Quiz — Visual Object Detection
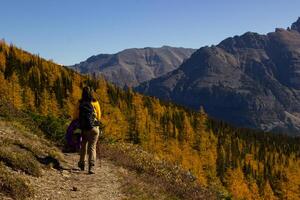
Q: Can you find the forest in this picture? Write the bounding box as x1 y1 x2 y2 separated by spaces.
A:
0 40 299 199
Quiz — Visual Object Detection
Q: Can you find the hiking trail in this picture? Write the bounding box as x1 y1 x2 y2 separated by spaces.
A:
29 153 127 200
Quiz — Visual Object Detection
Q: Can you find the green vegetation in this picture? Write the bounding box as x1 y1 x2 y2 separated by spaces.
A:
29 113 68 145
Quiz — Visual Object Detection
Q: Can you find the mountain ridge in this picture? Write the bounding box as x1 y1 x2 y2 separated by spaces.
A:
70 46 196 87
136 18 300 135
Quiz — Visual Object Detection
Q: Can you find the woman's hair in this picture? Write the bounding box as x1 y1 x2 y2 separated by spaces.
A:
80 86 95 102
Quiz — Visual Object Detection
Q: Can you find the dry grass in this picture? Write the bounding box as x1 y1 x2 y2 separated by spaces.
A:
120 172 180 200
0 120 64 199
0 144 41 177
0 162 34 200
98 142 217 200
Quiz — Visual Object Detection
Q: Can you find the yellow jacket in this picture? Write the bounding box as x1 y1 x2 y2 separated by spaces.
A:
73 100 101 121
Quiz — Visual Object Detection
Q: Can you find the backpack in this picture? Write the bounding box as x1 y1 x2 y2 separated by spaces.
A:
79 101 97 130
65 119 82 152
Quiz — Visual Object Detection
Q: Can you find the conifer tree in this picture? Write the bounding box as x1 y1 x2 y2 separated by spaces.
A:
9 72 22 109
0 52 5 72
22 86 35 111
224 168 251 199
263 181 276 200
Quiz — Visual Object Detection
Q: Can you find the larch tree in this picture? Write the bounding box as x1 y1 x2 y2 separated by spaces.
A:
0 73 9 102
249 180 262 200
22 86 35 111
0 52 6 72
9 72 23 109
224 168 252 199
262 180 277 200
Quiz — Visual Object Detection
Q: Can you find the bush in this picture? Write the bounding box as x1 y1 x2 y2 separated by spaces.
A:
30 114 68 145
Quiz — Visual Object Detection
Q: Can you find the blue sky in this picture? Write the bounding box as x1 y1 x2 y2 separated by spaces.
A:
0 0 299 65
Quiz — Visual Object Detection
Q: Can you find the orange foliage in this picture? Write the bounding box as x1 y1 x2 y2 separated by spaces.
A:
225 168 252 199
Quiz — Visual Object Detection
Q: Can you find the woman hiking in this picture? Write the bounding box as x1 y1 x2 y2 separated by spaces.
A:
73 86 101 174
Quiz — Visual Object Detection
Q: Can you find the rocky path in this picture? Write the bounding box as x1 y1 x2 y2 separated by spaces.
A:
29 153 126 200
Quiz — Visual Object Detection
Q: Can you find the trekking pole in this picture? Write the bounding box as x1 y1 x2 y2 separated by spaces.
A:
98 132 101 167
99 140 101 167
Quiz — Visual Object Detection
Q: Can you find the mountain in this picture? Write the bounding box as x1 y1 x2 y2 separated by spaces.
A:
70 46 196 87
137 18 300 136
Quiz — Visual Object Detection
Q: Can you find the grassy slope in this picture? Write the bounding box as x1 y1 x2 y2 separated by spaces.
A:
99 142 216 200
0 122 64 199
0 100 64 199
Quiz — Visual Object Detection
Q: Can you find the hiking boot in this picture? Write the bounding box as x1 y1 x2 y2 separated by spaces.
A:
88 164 95 174
78 161 85 171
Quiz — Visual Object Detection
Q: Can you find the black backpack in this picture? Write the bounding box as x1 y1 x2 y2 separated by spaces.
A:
79 101 96 130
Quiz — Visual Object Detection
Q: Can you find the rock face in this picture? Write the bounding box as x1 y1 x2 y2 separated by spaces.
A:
137 18 300 135
291 17 300 32
70 46 195 87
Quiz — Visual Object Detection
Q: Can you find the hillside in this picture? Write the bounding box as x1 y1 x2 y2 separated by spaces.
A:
0 111 209 200
0 41 300 199
70 46 195 87
137 18 300 136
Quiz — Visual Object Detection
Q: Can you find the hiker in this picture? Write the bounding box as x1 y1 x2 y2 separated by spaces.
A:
73 86 101 174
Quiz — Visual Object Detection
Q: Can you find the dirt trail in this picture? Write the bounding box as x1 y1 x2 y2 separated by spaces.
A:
29 153 126 200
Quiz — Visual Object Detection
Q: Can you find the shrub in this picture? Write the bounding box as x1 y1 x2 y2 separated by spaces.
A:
30 114 68 144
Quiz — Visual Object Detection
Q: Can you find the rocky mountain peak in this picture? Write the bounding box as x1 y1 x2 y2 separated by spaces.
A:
291 17 300 32
136 18 300 135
